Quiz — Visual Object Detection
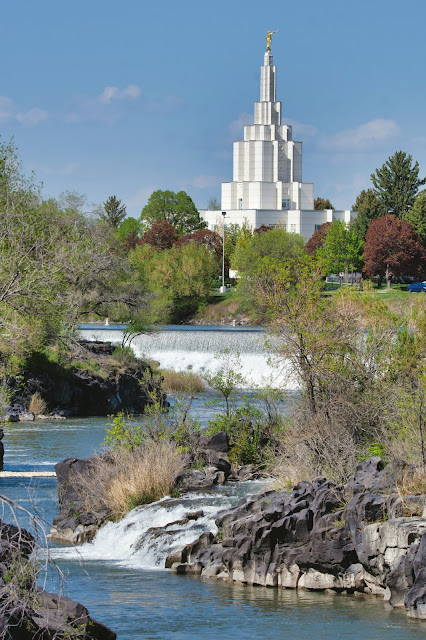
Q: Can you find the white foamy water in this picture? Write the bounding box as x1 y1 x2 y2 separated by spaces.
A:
51 493 231 569
78 327 298 389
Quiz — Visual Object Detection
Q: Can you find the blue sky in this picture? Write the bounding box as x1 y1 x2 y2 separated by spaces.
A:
2 0 426 217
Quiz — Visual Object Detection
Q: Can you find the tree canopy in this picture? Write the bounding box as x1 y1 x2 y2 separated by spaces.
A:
141 190 207 235
140 220 178 250
352 189 386 243
0 139 148 372
363 215 426 288
130 242 217 322
314 197 334 210
371 151 426 218
176 228 222 262
305 222 331 256
316 220 363 280
231 228 306 314
404 190 426 240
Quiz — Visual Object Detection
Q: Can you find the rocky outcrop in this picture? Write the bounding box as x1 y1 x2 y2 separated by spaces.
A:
0 520 116 639
50 431 235 545
49 457 112 545
168 458 426 619
8 341 166 418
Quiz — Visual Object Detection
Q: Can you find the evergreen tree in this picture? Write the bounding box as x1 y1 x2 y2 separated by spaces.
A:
100 195 127 227
404 190 426 240
352 189 386 242
370 151 426 218
314 197 334 210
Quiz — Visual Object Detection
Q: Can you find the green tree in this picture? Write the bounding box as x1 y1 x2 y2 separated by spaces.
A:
141 190 207 235
0 139 149 372
371 151 426 218
98 195 127 227
205 350 245 416
316 220 363 281
352 189 386 243
404 190 426 240
117 216 143 250
232 228 306 314
130 242 217 322
314 197 334 210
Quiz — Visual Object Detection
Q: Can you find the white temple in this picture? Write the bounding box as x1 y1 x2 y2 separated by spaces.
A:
199 49 355 239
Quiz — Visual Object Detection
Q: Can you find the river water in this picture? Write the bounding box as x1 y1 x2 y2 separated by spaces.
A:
2 401 425 639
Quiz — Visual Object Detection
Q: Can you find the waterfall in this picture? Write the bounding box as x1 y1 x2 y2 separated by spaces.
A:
50 483 270 569
78 325 298 389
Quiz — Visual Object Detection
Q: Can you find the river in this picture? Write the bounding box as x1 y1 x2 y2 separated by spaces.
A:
2 400 425 639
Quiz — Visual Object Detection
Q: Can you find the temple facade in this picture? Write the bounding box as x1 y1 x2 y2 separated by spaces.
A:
199 51 355 239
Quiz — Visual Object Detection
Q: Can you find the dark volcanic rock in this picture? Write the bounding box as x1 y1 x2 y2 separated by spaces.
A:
49 457 112 545
8 341 166 417
0 520 116 639
169 459 426 619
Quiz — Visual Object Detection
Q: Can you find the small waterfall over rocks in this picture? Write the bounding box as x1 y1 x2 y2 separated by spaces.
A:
78 325 298 389
50 483 270 570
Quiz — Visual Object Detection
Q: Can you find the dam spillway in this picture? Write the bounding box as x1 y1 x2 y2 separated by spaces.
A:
78 325 297 389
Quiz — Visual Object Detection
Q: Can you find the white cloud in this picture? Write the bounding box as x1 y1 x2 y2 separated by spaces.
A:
0 96 14 121
320 119 400 151
16 107 48 126
0 97 48 126
98 84 141 104
229 112 252 138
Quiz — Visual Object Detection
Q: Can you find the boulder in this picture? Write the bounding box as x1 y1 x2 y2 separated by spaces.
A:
0 519 116 639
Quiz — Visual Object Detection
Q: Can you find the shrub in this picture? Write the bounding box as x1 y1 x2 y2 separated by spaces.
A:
112 345 138 365
28 392 47 416
73 440 184 518
160 369 206 393
207 405 276 466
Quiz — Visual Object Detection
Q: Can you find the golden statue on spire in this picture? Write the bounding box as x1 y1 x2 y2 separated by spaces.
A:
266 30 278 52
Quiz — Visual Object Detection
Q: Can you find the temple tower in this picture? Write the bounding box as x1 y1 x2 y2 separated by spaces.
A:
221 52 314 212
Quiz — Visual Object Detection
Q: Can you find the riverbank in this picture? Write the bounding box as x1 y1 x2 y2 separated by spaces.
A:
169 457 426 620
5 340 165 420
3 415 424 638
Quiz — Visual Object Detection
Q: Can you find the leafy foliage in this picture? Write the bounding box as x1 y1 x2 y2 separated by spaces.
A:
141 189 206 235
305 222 331 256
140 219 178 250
316 220 363 279
204 350 245 416
363 215 426 287
130 241 218 322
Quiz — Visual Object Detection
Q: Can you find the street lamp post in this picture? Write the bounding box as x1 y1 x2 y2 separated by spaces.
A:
220 211 226 293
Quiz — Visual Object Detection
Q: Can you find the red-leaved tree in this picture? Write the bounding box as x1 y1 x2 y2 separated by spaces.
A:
363 215 426 288
139 220 178 250
305 222 332 256
176 228 223 262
